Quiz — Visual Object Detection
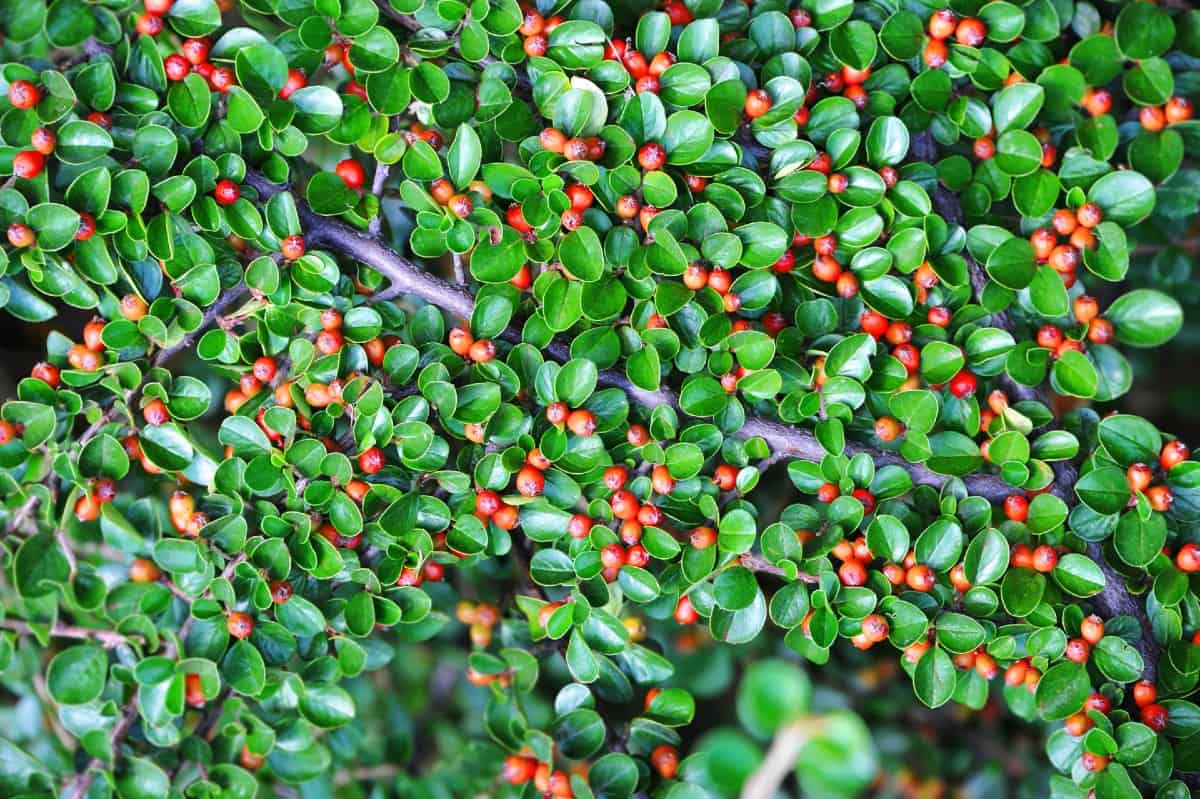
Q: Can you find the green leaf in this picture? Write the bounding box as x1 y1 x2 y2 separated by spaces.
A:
1053 553 1105 597
299 683 356 728
1104 289 1183 348
447 124 481 189
1087 171 1156 226
913 647 956 708
559 227 604 283
1035 662 1090 720
47 645 107 705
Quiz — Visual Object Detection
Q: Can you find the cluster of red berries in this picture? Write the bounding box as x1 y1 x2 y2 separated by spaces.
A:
1028 202 1104 296
1139 97 1193 131
60 317 106 374
238 318 394 424
448 326 496 363
559 183 595 231
515 446 554 498
923 10 987 68
399 121 444 149
457 600 502 651
505 206 539 250
224 354 280 415
547 401 598 438
71 476 118 522
842 543 937 593
6 97 104 245
1123 441 1187 514
805 608 885 652
1000 656 1043 692
538 127 607 163
516 5 566 58
501 753 582 797
948 645 1000 679
612 192 659 230
167 490 208 537
396 554 444 588
316 517 364 551
800 61 874 117
776 232 859 298
1008 538 1062 575
604 35 681 96
429 177 480 219
858 309 979 400
1031 296 1113 367
161 36 241 94
1133 680 1170 734
475 487 520 533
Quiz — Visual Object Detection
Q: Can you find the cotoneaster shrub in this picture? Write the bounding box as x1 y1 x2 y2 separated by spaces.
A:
2 0 1200 796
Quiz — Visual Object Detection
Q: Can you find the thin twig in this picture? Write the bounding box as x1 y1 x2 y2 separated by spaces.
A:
740 553 817 583
0 618 140 649
33 671 75 751
367 120 395 237
740 718 822 799
67 701 138 799
153 284 251 367
2 494 41 537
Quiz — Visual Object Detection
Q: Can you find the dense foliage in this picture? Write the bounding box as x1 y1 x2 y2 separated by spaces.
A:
2 0 1200 795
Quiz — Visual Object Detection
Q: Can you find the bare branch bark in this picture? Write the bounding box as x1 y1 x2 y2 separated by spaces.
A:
153 283 251 367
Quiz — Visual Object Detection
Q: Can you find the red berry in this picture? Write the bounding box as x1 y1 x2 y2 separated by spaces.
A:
1003 494 1029 522
214 179 240 206
637 142 666 171
30 127 56 155
358 446 385 474
226 611 254 640
948 369 977 399
165 54 190 81
135 12 164 36
279 68 307 100
8 80 40 109
209 67 234 93
12 151 44 180
181 38 210 64
335 159 365 189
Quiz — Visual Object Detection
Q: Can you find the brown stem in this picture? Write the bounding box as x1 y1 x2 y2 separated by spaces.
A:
153 284 251 367
2 494 41 537
741 552 818 583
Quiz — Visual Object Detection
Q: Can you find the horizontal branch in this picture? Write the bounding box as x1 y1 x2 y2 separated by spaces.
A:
246 172 1019 501
0 618 140 649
